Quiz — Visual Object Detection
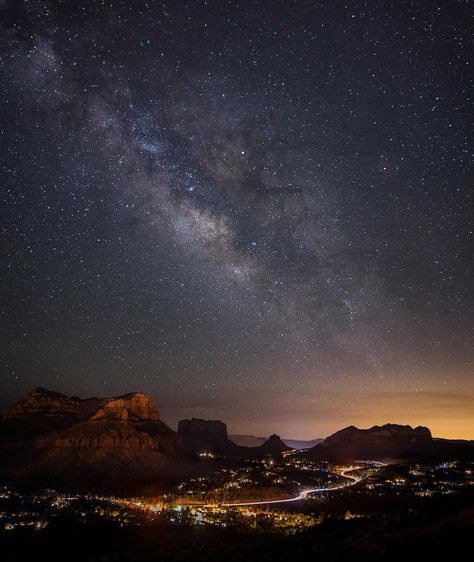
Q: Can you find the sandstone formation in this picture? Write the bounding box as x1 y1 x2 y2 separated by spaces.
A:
2 388 177 454
91 392 160 422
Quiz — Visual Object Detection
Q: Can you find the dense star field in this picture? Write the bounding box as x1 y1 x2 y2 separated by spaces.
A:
0 1 472 438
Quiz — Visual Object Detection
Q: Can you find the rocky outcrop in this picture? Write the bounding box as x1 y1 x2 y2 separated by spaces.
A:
259 434 291 455
178 418 230 454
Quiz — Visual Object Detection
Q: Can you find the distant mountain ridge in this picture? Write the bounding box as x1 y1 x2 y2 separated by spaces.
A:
305 423 474 461
230 434 323 449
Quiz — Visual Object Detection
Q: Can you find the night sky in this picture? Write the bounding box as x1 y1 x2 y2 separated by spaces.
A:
1 1 472 439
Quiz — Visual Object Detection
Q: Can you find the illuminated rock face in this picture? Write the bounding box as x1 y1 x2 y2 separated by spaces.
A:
6 389 160 423
91 393 161 422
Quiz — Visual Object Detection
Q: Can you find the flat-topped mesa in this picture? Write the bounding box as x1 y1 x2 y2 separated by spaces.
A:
5 388 79 420
177 418 231 455
91 393 160 422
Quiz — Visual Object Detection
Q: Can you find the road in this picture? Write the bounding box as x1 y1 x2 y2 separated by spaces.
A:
219 466 362 508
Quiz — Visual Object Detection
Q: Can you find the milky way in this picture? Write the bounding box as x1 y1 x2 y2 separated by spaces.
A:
1 1 472 438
